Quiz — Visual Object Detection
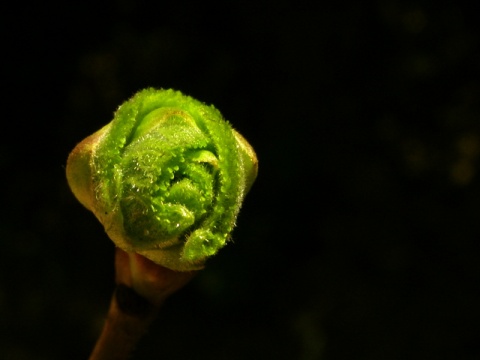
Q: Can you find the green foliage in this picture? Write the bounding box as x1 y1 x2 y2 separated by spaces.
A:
67 89 257 271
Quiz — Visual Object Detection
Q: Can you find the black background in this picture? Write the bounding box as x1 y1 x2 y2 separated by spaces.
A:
1 1 479 359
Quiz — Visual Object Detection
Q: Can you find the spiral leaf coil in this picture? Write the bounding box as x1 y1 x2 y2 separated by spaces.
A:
67 88 257 271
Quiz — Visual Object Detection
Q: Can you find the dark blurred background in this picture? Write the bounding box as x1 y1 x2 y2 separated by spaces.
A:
1 1 479 359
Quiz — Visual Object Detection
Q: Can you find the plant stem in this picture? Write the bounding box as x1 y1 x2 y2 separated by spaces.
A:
88 285 160 360
88 249 197 360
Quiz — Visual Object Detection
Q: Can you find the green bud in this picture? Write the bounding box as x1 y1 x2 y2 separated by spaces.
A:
67 88 258 271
